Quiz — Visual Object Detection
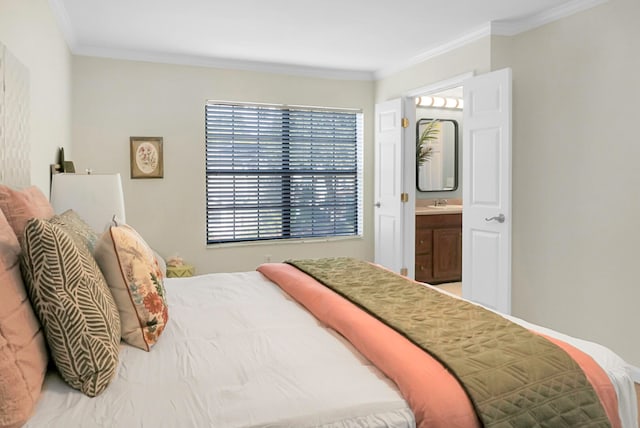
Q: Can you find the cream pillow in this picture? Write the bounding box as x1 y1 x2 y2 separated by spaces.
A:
95 223 168 351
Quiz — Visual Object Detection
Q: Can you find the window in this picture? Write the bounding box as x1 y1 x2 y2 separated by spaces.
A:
205 102 363 244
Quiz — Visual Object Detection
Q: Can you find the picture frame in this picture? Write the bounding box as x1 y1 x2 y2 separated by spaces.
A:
130 137 164 179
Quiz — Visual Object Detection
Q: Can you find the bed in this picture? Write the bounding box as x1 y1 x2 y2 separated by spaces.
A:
24 266 639 428
0 184 637 428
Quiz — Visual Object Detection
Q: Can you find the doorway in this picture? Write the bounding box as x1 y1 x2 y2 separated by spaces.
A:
401 69 513 314
414 87 464 293
403 72 473 282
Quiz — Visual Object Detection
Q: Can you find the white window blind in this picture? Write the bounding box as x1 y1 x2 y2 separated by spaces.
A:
205 102 363 244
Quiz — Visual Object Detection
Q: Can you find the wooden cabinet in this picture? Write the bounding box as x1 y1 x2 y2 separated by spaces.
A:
415 213 462 284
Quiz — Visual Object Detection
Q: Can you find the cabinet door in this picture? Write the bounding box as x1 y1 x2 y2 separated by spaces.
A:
415 255 433 283
433 228 462 282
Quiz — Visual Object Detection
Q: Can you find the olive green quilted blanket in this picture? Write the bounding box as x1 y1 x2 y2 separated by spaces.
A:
288 257 610 428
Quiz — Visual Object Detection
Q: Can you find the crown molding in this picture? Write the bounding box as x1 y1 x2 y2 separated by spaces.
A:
48 0 77 51
72 45 375 81
374 0 608 79
492 0 608 36
374 24 491 80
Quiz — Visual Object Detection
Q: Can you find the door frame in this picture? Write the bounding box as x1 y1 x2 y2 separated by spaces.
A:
402 72 474 280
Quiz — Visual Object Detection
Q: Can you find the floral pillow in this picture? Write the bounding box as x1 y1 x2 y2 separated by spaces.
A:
94 222 168 351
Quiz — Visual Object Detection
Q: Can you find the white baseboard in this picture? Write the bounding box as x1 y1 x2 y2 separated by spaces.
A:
629 365 640 383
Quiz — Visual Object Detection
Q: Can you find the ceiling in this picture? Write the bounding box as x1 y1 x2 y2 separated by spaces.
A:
51 0 603 79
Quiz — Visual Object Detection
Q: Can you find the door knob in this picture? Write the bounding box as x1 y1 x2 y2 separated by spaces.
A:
375 202 381 208
485 213 505 223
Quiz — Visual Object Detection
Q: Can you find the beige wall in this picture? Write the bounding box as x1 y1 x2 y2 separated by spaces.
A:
72 57 374 273
0 0 72 192
492 0 640 366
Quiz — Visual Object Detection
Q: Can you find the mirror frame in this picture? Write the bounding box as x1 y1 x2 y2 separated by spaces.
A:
415 118 459 192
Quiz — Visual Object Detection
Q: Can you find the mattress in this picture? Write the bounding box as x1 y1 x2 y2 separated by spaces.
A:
26 271 637 428
26 272 415 428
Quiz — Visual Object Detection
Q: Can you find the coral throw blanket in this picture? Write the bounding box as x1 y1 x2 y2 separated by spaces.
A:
258 258 620 428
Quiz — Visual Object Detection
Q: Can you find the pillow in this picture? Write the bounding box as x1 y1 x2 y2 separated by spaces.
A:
48 209 99 253
0 210 48 428
95 223 168 351
0 185 54 239
20 218 121 397
152 249 167 277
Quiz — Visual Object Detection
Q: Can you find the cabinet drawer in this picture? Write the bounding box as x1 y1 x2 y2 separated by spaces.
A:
415 229 433 254
415 255 433 283
416 213 462 228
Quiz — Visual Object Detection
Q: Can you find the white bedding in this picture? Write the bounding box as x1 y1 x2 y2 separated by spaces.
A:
26 271 637 428
26 272 414 428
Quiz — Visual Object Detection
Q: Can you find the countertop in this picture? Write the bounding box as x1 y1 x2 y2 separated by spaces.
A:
415 205 463 215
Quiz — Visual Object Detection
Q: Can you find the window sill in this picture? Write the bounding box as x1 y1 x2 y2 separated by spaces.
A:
206 235 363 249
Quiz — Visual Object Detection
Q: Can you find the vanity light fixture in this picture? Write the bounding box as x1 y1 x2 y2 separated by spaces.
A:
416 96 464 110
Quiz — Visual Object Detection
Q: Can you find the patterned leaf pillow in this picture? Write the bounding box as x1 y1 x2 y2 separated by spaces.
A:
94 222 168 351
20 218 121 397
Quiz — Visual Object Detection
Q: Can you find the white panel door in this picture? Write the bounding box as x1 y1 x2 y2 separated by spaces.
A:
374 99 403 273
462 68 512 314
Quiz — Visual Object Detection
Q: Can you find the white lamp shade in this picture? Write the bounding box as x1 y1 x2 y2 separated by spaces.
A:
50 173 126 233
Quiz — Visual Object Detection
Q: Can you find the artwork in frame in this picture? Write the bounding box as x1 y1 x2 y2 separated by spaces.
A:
130 137 163 179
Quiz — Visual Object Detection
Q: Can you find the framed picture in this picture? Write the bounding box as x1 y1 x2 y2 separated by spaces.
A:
130 137 164 179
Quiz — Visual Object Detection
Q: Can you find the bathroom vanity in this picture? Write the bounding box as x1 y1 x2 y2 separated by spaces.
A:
415 208 462 284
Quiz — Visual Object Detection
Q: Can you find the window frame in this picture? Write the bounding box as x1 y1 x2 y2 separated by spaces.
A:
205 101 364 246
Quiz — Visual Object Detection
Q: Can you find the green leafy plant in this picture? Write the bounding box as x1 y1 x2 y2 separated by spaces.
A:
416 119 440 166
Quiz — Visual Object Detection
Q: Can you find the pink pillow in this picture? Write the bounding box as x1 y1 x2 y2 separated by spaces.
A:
0 209 48 428
0 185 54 240
95 223 168 351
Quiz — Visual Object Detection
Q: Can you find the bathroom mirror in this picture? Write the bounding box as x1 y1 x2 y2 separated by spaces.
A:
416 118 458 192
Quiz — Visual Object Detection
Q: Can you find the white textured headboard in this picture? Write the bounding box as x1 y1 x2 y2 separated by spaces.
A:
0 42 30 188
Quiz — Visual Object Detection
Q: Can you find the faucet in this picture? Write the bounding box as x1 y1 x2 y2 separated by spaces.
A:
434 199 448 207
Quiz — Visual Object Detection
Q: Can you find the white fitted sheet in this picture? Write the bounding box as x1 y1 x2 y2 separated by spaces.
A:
26 272 414 428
